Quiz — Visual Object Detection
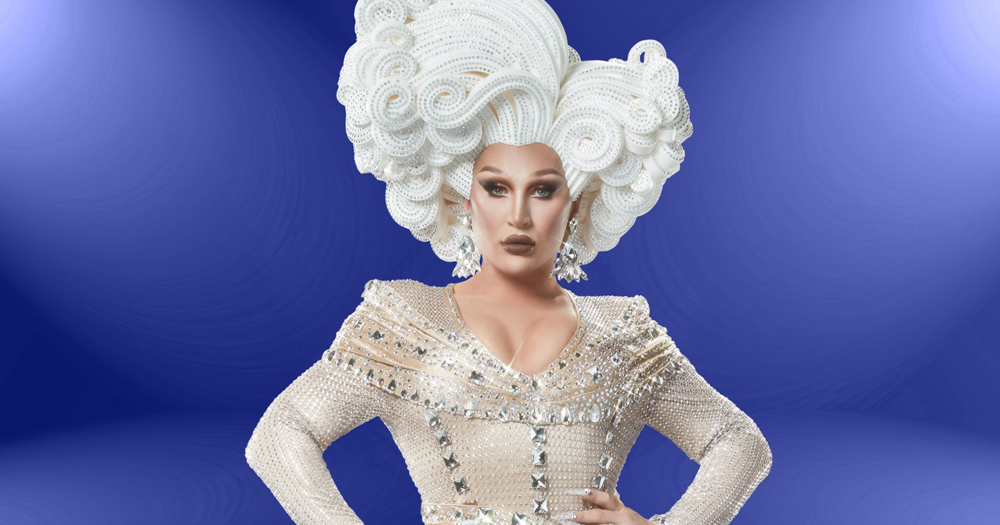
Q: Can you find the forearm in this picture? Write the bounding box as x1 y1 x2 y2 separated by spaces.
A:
649 423 772 525
246 395 369 525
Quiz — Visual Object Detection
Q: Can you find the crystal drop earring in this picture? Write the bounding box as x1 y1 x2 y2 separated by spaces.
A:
452 210 482 278
552 217 588 282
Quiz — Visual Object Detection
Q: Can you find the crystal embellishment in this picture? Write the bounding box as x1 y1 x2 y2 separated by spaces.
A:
476 508 495 523
453 476 469 494
512 512 529 525
592 475 607 490
599 453 612 470
424 410 440 427
531 471 547 489
532 497 548 515
560 405 573 425
442 450 459 469
435 429 451 446
531 448 547 466
589 404 602 423
530 426 546 443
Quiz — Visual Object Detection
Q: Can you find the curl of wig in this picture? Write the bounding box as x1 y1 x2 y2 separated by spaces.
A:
336 0 693 265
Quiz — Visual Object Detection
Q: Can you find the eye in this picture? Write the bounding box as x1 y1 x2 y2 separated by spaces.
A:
532 185 556 198
481 181 509 197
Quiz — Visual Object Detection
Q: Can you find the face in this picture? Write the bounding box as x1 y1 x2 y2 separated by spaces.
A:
464 142 580 279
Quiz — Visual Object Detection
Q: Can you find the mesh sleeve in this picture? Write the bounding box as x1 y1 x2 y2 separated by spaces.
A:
643 331 772 524
245 331 396 523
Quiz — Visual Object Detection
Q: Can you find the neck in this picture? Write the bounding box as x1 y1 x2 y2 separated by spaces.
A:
460 259 565 301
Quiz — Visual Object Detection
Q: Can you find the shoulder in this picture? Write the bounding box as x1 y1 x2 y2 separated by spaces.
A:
574 291 651 333
360 278 442 305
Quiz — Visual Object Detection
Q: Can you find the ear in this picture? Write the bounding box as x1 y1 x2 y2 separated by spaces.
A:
570 195 582 219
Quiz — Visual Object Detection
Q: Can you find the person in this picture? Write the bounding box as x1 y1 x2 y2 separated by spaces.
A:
245 0 772 524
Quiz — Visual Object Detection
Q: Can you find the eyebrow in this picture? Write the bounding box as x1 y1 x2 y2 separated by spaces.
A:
477 166 565 177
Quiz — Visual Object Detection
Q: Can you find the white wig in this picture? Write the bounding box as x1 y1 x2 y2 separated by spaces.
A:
336 0 693 268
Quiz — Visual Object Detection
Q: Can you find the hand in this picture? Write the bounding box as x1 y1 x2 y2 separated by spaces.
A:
556 488 653 525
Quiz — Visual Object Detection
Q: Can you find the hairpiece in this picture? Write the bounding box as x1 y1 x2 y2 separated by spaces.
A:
337 0 693 270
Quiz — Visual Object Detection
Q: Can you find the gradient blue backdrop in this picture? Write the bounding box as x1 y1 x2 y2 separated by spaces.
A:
1 0 999 523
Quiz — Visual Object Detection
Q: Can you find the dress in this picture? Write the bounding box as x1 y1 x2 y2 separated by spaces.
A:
245 279 772 525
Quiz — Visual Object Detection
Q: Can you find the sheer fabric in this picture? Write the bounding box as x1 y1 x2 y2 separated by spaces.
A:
245 279 771 524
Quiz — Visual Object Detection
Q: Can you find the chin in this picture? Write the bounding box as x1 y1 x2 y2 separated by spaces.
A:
488 254 551 277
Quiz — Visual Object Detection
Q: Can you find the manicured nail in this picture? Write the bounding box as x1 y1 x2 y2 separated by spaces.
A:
551 511 576 520
566 487 591 496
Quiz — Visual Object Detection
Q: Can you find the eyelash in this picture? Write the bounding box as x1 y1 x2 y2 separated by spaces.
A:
482 182 557 198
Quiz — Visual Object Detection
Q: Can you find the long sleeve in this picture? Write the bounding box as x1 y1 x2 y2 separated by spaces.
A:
642 325 772 525
245 327 397 524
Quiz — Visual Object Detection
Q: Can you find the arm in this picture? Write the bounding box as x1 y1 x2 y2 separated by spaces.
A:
245 341 394 524
642 329 772 524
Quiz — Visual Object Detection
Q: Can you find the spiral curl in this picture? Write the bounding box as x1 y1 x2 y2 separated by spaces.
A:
336 0 692 266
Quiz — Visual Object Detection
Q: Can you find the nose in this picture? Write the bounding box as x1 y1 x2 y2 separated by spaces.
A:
507 193 532 228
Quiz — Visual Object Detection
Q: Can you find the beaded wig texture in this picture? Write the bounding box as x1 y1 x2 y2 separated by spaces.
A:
336 0 693 268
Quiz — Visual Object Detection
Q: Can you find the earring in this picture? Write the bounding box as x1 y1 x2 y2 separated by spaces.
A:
452 210 482 278
552 217 588 282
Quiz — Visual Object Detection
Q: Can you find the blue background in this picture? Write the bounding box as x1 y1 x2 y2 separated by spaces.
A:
1 0 999 523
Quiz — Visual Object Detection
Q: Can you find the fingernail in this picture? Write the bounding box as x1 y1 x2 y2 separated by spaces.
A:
551 511 576 520
566 487 591 496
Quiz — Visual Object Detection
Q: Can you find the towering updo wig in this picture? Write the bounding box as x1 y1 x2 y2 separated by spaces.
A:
336 0 693 270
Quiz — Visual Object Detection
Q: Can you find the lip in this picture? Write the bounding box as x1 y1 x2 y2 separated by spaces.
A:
501 234 535 246
501 234 535 255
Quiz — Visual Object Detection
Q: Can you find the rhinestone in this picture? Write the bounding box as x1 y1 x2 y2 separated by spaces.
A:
589 404 602 423
370 329 383 341
434 395 446 409
598 453 612 470
366 368 375 381
448 332 458 343
558 360 567 369
464 400 476 418
354 319 366 330
512 512 529 525
435 429 451 446
592 475 607 490
531 405 543 423
442 357 455 370
469 370 485 385
560 405 573 425
531 448 547 466
442 450 459 469
510 383 520 393
587 366 602 382
453 476 469 494
498 403 510 421
477 508 495 523
605 431 615 445
531 471 547 489
532 497 548 515
414 346 427 356
530 426 546 443
346 357 355 369
386 379 396 393
424 410 440 427
612 413 622 428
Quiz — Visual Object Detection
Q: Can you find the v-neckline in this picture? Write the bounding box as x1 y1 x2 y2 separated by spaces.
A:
444 282 585 380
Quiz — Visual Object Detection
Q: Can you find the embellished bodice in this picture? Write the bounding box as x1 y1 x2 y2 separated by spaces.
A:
246 279 772 525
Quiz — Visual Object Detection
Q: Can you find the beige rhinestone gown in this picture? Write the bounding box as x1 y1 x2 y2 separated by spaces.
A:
245 279 772 525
